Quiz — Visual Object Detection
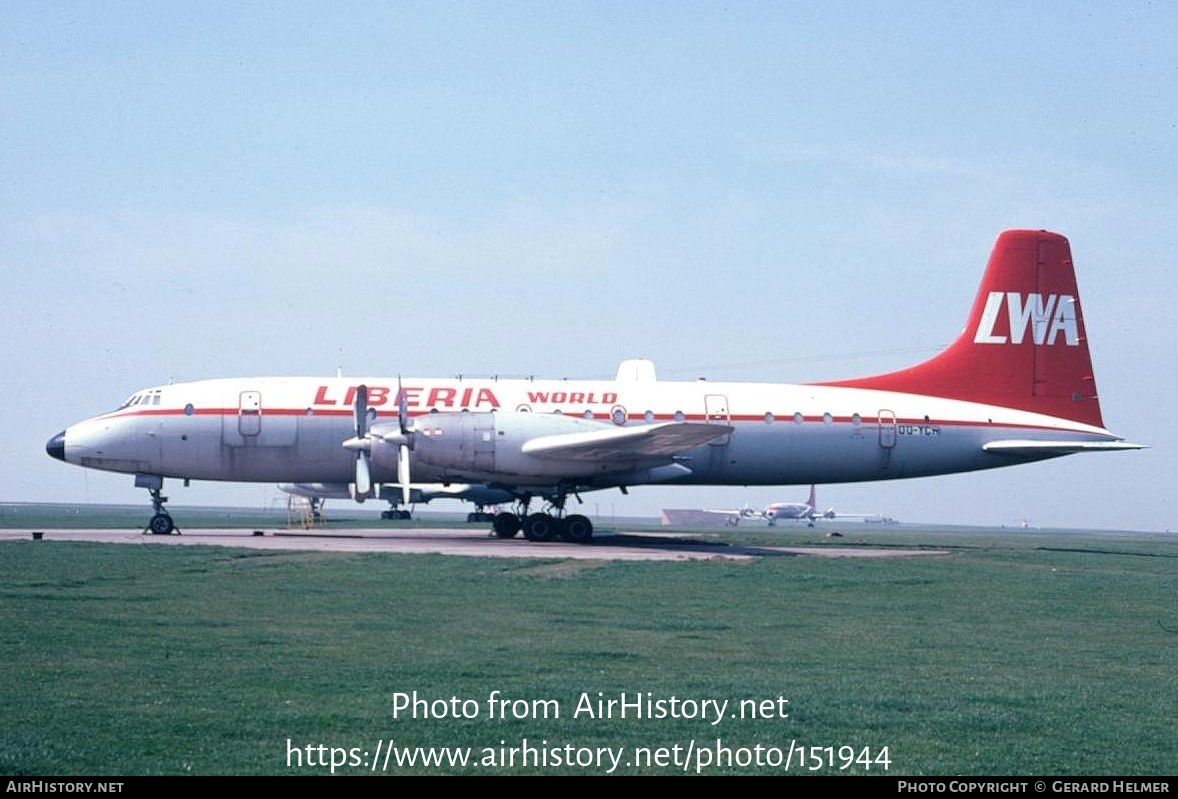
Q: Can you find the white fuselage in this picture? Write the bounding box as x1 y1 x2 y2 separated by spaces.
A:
56 371 1117 492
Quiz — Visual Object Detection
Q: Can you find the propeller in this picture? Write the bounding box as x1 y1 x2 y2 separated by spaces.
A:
342 384 372 500
341 379 414 504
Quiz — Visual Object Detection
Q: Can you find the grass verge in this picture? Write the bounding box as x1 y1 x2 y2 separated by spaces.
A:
1 528 1175 775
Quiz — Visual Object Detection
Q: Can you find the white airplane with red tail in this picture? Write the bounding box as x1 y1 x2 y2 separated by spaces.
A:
753 485 870 527
47 230 1143 541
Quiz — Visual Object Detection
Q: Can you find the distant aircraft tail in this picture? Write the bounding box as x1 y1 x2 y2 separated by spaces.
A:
817 230 1106 429
805 484 816 513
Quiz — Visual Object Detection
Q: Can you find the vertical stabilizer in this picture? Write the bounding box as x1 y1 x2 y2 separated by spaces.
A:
816 230 1105 429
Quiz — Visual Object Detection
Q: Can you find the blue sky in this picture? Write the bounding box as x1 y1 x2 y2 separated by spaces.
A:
4 2 1175 530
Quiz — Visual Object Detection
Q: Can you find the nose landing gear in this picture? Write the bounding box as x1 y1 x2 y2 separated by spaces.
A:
136 475 181 535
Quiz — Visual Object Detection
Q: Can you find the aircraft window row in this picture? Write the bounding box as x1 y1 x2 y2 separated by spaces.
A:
502 409 872 425
773 412 869 426
328 407 876 425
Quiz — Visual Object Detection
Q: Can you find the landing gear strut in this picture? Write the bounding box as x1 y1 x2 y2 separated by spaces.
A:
144 487 179 535
135 474 180 535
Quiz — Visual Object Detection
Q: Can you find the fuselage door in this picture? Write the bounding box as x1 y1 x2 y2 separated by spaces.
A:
239 391 262 437
471 413 496 472
878 409 897 449
704 394 731 446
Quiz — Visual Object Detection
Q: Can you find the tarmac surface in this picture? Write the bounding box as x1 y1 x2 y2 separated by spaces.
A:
0 527 948 561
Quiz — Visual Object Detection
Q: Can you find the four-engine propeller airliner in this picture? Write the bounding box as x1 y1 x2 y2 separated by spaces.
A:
46 230 1142 542
752 485 866 526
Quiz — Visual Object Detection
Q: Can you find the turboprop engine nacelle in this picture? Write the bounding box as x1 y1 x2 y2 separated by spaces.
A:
368 411 652 485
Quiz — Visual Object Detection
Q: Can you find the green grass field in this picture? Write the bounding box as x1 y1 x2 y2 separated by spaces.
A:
1 515 1175 775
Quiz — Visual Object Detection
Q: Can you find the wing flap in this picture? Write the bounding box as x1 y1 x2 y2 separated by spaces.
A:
521 421 732 461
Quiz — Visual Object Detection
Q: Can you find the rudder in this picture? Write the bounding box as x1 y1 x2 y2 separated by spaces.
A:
816 230 1105 429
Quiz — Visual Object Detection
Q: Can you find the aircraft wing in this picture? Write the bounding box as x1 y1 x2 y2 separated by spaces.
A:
983 440 1146 456
520 421 733 461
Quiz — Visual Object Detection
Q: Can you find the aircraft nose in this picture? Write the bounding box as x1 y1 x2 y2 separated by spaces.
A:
46 431 66 461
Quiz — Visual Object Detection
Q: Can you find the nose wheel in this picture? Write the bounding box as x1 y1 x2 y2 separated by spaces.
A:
142 486 181 536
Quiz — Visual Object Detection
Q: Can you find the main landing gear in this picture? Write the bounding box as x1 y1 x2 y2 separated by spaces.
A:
136 475 180 536
490 496 594 543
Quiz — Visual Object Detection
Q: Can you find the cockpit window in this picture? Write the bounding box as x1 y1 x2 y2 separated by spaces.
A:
116 390 162 411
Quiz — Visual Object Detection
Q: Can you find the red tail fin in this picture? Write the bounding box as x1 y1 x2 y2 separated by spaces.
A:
817 230 1105 428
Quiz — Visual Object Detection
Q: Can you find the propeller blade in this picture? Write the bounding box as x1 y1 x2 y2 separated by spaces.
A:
354 384 369 438
351 384 371 500
393 376 414 505
398 443 411 505
397 376 409 434
355 450 372 499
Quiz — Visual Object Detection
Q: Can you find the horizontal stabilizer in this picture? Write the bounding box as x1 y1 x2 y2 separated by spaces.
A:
983 440 1147 456
521 421 732 461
